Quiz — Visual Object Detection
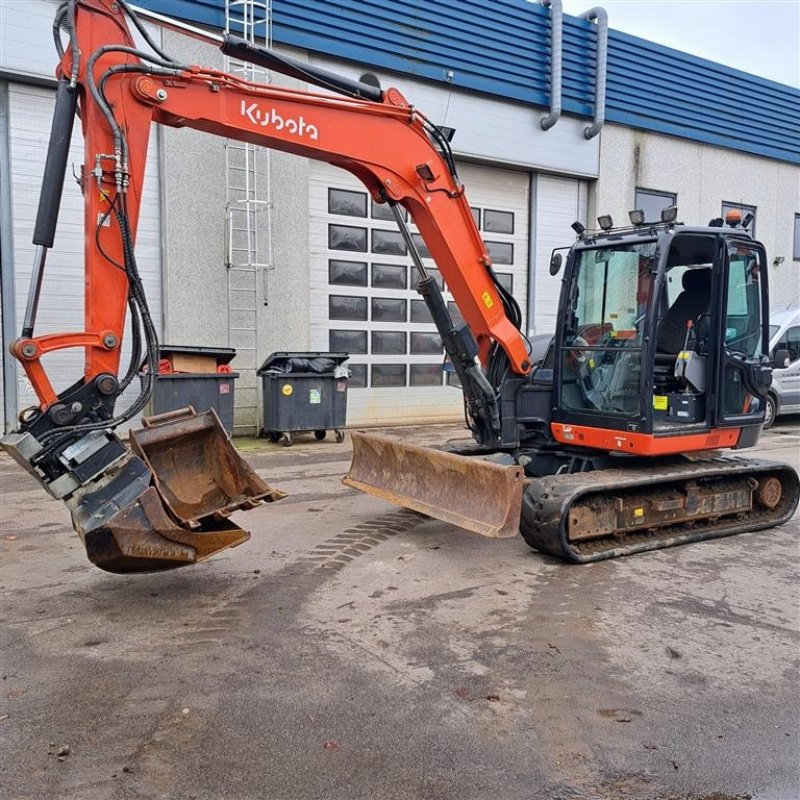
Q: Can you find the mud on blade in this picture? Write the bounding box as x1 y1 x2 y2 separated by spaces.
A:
344 431 524 538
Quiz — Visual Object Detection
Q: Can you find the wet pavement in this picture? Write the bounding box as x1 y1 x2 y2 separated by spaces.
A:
1 419 798 800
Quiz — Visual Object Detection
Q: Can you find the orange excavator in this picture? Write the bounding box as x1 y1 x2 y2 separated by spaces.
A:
2 0 797 572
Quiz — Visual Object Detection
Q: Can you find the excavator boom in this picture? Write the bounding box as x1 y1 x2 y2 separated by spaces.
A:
2 0 531 571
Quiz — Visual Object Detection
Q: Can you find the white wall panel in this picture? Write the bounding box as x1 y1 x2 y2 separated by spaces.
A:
309 53 600 179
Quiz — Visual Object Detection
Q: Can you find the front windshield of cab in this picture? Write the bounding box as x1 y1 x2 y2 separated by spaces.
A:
567 241 657 348
559 241 657 418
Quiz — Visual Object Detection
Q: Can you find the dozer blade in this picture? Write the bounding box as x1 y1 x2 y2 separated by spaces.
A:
343 431 524 538
69 407 285 573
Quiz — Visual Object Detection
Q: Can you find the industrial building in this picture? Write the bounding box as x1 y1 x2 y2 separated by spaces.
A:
2 0 798 434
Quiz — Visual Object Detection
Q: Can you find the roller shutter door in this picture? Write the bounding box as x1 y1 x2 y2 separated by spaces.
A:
308 161 529 426
4 83 161 428
530 174 589 336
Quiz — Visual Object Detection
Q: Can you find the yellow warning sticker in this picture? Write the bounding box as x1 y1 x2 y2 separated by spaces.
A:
653 395 668 410
281 384 293 397
481 291 494 309
633 507 644 518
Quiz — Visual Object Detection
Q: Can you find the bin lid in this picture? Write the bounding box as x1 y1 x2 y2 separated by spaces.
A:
160 344 236 364
139 344 237 370
257 351 349 375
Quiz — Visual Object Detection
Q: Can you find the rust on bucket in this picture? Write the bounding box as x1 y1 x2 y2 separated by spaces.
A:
72 406 285 573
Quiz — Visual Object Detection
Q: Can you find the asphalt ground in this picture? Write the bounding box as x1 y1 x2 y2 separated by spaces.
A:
1 417 798 800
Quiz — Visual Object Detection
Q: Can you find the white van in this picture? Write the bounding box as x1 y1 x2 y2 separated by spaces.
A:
765 305 800 428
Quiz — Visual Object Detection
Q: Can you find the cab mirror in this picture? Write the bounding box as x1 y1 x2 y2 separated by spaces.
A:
549 252 563 276
773 348 791 369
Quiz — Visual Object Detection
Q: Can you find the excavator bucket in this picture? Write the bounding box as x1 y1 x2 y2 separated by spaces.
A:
343 431 525 538
70 407 285 573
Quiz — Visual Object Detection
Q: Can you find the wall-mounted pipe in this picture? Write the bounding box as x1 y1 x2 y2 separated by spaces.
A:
539 0 562 130
579 6 608 139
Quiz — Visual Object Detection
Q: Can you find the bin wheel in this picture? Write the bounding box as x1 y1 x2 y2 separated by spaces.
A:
266 430 280 443
314 429 327 441
334 429 345 444
282 433 293 447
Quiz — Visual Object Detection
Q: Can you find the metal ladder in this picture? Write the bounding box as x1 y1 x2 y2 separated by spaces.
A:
224 0 273 435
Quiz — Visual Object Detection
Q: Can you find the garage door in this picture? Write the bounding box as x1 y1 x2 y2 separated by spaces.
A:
3 82 161 429
308 161 529 426
530 174 589 336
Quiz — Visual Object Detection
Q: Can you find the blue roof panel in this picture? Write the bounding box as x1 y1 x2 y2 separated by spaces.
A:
135 0 800 164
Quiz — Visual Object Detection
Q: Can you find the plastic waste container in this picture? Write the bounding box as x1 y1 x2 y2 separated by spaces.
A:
257 351 349 446
141 345 238 434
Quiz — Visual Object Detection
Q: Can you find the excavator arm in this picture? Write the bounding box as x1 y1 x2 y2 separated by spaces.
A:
1 0 531 572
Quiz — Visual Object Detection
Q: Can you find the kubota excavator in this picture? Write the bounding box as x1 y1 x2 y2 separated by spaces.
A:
2 0 797 573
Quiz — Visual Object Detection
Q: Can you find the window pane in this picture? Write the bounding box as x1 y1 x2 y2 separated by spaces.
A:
722 202 756 237
348 363 367 388
371 200 406 222
411 266 443 289
371 263 407 289
371 229 407 255
328 188 367 217
371 297 406 322
484 209 514 234
794 214 800 260
411 233 431 259
486 240 513 265
724 245 763 358
410 332 442 354
410 364 444 386
411 299 433 323
329 225 367 252
471 207 481 228
372 364 406 387
329 295 368 321
447 301 465 326
634 188 676 223
328 259 367 286
372 331 406 355
329 329 367 354
495 273 513 293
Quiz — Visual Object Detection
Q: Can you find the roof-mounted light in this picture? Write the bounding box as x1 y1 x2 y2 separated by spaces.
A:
571 220 586 237
661 205 678 223
597 215 613 230
628 209 645 226
725 208 743 227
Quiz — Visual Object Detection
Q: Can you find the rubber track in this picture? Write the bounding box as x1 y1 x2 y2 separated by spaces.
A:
519 456 800 563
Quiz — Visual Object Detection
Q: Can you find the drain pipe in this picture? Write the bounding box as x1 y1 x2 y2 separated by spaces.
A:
580 6 608 139
539 0 563 130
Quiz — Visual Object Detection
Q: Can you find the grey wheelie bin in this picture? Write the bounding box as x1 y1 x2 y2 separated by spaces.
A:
257 352 349 446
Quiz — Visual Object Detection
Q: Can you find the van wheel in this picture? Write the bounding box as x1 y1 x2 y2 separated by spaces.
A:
763 393 778 430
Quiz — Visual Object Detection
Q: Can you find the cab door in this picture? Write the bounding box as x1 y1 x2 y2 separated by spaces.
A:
715 239 771 427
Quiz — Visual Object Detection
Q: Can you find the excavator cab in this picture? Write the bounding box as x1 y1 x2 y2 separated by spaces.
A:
552 225 772 451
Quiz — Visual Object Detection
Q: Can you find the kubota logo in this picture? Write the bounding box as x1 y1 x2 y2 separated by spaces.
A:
241 101 319 140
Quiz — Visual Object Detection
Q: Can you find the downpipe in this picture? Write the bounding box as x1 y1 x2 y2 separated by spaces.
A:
539 0 563 130
580 7 608 139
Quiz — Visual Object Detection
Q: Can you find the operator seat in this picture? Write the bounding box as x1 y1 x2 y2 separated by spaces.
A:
656 268 712 355
654 268 712 389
